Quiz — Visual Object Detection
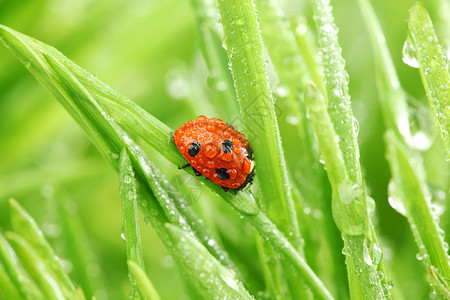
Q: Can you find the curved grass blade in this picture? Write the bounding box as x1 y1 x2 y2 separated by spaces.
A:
5 232 65 300
165 223 254 300
356 0 411 142
407 4 450 160
385 130 450 295
0 234 45 300
9 199 75 297
127 260 161 300
0 259 21 300
312 0 388 297
304 83 385 299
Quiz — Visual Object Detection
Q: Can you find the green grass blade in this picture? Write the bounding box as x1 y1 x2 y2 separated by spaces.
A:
9 199 75 297
55 191 101 299
0 235 44 300
165 223 254 300
5 232 65 300
357 0 411 141
119 149 145 300
247 210 333 300
189 0 239 119
0 26 121 169
0 261 21 300
217 0 300 246
313 0 361 184
304 83 385 299
385 130 450 295
407 4 450 159
127 260 161 300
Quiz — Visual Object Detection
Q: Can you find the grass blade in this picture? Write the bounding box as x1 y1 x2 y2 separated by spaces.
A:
119 149 145 299
0 234 44 300
304 83 385 299
407 4 450 159
357 0 411 141
217 0 300 247
189 0 239 119
312 0 388 297
385 130 450 295
0 258 21 299
217 0 304 297
127 260 161 300
9 199 75 297
5 232 65 300
165 223 254 300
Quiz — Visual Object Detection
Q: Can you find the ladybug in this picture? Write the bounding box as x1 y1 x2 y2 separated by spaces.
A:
173 116 255 193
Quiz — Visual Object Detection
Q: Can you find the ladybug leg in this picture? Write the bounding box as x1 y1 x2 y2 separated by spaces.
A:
192 167 202 176
221 186 229 192
178 163 190 169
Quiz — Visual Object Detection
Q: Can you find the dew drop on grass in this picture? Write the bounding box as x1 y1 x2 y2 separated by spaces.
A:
404 96 435 151
352 116 360 137
363 240 373 266
402 38 419 68
366 196 376 213
387 180 406 216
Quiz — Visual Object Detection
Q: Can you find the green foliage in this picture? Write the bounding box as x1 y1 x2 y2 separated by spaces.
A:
0 0 449 299
0 200 86 300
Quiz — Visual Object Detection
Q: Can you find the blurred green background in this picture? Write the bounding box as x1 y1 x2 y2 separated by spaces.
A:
0 0 448 299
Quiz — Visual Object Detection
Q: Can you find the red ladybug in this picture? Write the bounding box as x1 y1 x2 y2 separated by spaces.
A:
173 116 255 192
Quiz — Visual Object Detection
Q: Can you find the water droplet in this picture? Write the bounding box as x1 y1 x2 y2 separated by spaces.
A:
352 116 360 137
120 232 126 241
402 39 419 68
387 180 406 215
366 196 376 213
406 96 434 150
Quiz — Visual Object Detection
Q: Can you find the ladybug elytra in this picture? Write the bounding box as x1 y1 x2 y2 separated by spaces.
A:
173 116 255 192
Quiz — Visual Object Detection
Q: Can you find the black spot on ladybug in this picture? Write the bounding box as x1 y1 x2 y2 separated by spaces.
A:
188 141 201 157
192 167 202 176
215 168 230 180
222 139 233 153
